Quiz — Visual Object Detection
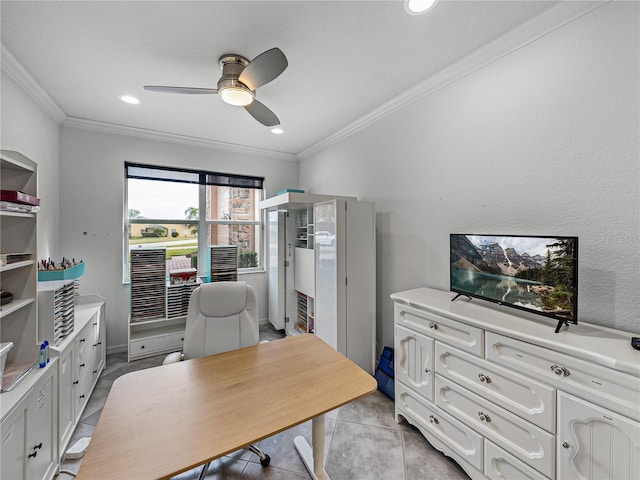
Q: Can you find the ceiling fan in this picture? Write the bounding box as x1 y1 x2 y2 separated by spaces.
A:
144 47 288 127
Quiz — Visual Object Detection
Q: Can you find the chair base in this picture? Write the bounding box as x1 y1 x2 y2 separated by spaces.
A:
198 445 270 479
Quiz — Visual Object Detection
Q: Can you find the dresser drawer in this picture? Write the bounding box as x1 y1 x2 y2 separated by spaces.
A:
396 325 434 401
435 375 555 478
486 332 640 420
395 303 483 357
436 342 555 432
129 332 184 357
396 382 483 470
485 440 550 480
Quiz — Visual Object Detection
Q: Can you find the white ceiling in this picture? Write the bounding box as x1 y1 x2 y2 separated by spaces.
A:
1 0 558 156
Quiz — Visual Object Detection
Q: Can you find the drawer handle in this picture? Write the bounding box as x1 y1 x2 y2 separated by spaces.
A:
93 370 98 374
28 451 38 459
428 415 439 425
93 322 98 326
93 342 102 347
73 380 79 385
428 322 438 330
478 411 491 423
80 338 86 343
79 363 86 368
33 442 43 451
424 368 430 373
550 365 570 377
562 441 571 449
79 394 85 399
478 374 492 384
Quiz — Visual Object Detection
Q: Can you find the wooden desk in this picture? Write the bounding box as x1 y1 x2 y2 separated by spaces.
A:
77 334 377 480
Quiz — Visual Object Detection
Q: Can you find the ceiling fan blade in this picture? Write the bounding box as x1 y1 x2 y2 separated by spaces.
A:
244 100 280 127
238 48 288 91
144 86 218 94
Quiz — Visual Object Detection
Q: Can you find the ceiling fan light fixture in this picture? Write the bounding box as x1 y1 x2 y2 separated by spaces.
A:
405 0 438 15
220 85 254 107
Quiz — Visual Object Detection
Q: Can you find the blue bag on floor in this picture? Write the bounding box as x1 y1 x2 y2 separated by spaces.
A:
374 346 394 399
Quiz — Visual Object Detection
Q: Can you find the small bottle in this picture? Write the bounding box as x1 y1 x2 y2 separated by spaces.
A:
39 343 46 368
44 340 50 363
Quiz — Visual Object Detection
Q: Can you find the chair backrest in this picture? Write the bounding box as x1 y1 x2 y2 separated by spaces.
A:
182 281 259 360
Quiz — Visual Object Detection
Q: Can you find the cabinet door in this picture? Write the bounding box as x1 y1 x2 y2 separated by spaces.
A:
57 346 75 457
267 210 286 330
1 405 26 480
26 369 57 480
396 325 434 401
314 200 343 354
558 391 640 480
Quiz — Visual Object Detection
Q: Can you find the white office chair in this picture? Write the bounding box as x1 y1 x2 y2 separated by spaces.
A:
163 281 271 477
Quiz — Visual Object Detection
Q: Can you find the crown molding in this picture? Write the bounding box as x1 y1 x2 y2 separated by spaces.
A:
1 44 66 124
298 0 609 159
62 117 298 162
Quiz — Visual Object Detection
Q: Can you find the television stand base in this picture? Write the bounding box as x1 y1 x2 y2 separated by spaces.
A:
555 319 570 334
451 293 472 302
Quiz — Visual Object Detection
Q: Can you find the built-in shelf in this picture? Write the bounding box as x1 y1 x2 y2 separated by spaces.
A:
0 298 35 319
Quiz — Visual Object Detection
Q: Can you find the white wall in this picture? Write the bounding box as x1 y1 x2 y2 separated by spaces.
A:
1 71 61 257
299 2 640 351
60 126 297 352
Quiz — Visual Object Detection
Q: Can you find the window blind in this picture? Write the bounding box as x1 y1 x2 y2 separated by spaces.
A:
126 163 264 189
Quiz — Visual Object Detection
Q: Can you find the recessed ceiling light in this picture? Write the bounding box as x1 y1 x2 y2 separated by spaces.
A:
271 128 284 135
120 95 141 105
405 0 438 15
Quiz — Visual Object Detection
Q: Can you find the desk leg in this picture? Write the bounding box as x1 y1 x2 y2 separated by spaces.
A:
294 415 330 480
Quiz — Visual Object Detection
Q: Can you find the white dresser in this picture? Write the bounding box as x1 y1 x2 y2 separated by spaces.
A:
392 287 640 480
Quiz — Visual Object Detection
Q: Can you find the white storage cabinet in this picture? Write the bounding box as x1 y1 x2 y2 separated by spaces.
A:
392 287 640 480
1 361 58 480
52 295 105 461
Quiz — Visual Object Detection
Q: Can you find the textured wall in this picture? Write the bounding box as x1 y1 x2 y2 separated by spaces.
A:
299 2 640 351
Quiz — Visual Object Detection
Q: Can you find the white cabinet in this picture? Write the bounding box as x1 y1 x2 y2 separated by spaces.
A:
392 287 640 480
1 361 58 480
50 295 105 461
314 199 375 373
262 193 376 374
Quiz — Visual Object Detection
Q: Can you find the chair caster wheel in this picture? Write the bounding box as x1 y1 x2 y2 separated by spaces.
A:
260 454 271 467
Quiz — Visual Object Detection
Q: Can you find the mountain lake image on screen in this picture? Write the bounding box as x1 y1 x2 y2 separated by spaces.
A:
450 234 578 331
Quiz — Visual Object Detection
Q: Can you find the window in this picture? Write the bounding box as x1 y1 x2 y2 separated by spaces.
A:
124 163 264 282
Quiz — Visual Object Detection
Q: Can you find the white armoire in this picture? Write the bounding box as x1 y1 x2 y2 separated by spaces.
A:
261 193 376 374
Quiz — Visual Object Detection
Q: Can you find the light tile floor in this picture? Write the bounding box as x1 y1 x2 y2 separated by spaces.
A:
58 324 470 480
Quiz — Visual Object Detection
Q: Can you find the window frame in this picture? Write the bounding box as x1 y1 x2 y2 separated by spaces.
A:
123 163 265 283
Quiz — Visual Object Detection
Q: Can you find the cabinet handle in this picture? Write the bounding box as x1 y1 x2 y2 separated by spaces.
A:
80 338 86 343
428 415 439 425
562 441 571 449
93 322 98 326
550 364 570 377
28 451 38 458
478 411 491 423
428 322 438 330
141 345 145 349
93 342 102 347
79 394 85 399
478 373 492 384
73 380 79 385
424 368 430 373
93 370 98 374
79 363 85 368
33 442 43 450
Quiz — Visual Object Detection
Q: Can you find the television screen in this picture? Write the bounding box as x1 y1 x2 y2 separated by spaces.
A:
450 234 578 329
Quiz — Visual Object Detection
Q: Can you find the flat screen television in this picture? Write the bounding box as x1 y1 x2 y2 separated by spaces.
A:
450 234 578 333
